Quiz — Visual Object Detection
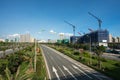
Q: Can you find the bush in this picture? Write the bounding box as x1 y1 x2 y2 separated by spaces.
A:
7 54 24 74
79 56 84 60
92 63 97 67
83 51 90 57
114 62 120 67
73 51 80 55
101 58 108 62
64 50 71 54
92 56 97 59
0 60 8 75
58 48 64 53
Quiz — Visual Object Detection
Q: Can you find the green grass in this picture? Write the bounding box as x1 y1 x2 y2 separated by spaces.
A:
48 44 120 80
32 49 47 80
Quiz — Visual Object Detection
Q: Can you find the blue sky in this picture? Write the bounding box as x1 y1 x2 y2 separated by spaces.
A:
0 0 120 40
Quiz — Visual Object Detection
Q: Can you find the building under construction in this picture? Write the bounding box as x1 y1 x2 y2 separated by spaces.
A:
69 12 109 47
71 29 109 47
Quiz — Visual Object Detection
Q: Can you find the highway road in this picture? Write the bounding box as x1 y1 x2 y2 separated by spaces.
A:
41 45 112 80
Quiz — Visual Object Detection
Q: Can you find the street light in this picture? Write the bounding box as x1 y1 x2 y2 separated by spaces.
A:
34 39 37 72
88 28 93 64
86 35 92 64
89 36 92 64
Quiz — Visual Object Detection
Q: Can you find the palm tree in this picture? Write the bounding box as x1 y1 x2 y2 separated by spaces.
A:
0 75 4 80
4 62 34 80
95 45 105 69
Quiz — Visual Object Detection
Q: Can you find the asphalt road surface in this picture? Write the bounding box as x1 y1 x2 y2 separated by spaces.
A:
41 45 112 80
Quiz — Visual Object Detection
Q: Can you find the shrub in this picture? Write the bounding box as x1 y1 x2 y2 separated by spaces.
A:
79 56 84 60
83 51 90 57
114 62 120 67
73 51 80 55
58 48 64 53
7 54 24 74
92 56 97 59
92 63 97 67
0 60 8 75
101 58 107 62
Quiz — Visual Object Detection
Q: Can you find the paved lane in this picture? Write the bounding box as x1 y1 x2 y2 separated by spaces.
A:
41 45 112 80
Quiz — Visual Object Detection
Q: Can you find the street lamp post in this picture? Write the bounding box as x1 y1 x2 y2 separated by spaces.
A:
34 39 37 72
86 35 92 64
89 36 92 64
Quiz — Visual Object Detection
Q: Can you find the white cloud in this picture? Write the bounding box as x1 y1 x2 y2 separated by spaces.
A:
65 33 73 37
59 32 73 37
59 33 65 36
50 30 56 34
8 34 20 38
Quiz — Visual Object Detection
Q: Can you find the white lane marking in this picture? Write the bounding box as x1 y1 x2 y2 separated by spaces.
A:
72 65 92 79
53 67 60 80
58 66 67 79
76 64 104 80
77 64 95 72
63 66 78 80
93 74 108 79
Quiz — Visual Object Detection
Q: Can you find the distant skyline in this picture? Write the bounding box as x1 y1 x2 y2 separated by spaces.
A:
0 0 120 40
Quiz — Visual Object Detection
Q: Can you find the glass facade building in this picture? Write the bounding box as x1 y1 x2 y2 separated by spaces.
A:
71 29 109 46
70 36 80 44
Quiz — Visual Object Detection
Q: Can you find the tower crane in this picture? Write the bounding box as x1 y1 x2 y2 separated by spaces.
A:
88 28 94 32
64 20 76 36
88 12 102 30
78 32 82 35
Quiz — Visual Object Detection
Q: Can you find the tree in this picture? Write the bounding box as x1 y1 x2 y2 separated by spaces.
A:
95 45 105 69
0 62 34 80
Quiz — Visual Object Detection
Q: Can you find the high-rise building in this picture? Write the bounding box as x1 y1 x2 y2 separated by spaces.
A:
114 37 119 43
25 33 31 42
20 35 25 42
118 37 120 43
20 33 33 42
30 37 35 42
109 34 113 42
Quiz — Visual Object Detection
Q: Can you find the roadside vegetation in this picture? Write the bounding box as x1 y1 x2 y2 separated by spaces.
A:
32 44 47 80
47 43 120 80
0 42 47 80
